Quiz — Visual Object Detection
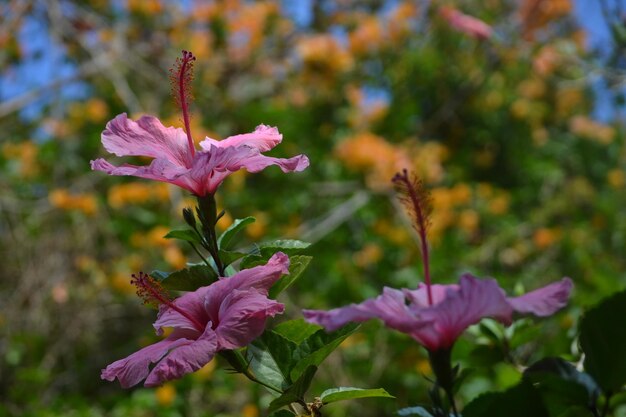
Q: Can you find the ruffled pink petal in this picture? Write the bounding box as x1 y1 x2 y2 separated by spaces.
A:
403 283 458 308
414 275 513 350
204 252 290 324
188 146 249 195
507 277 573 316
303 287 425 334
236 153 310 174
199 124 283 152
101 114 192 167
90 157 204 195
144 325 218 387
215 289 285 350
154 287 211 335
101 329 196 388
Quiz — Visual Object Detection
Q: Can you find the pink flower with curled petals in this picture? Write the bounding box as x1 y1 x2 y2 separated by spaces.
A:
91 114 309 196
304 170 573 352
101 252 290 388
439 6 493 40
91 51 308 196
304 275 572 352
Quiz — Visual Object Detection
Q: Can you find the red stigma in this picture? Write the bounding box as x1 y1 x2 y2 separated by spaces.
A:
130 271 205 333
169 50 197 160
392 169 434 305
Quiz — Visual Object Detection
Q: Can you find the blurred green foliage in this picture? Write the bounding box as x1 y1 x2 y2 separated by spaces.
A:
1 0 625 416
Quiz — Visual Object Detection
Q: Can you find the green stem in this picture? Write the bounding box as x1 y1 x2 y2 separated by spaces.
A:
196 194 226 276
187 242 211 267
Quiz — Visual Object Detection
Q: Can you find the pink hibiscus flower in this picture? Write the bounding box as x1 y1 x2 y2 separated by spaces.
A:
101 252 289 388
303 170 572 352
439 6 493 40
303 274 572 352
90 114 309 196
91 51 308 196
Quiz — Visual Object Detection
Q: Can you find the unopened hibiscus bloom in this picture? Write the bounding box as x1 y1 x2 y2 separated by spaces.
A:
303 170 572 353
102 252 289 388
439 6 493 40
91 51 309 196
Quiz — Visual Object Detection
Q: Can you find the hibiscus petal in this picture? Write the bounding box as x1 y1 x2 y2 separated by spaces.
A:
303 287 424 333
415 275 513 350
154 286 211 335
204 252 290 323
199 124 283 152
91 157 204 195
215 289 285 349
403 283 458 308
101 114 192 167
507 277 573 316
144 325 218 387
236 153 310 174
100 329 196 388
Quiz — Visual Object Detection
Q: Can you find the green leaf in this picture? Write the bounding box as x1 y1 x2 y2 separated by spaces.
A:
319 387 394 404
397 407 435 416
246 331 298 391
290 323 359 382
579 289 626 392
150 264 218 291
217 217 255 251
525 357 600 405
259 239 311 257
269 255 312 298
273 319 322 345
218 249 247 267
463 381 549 417
163 229 202 244
268 366 318 412
239 254 265 270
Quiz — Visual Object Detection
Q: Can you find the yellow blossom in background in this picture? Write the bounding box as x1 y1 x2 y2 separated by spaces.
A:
2 141 39 178
533 227 562 249
353 243 383 268
388 1 418 42
373 219 411 246
49 189 98 216
246 212 268 240
107 182 170 209
335 132 401 181
569 115 615 144
297 34 353 75
533 45 562 77
555 87 584 119
488 194 510 215
164 245 187 270
607 169 625 189
241 404 259 417
518 78 546 99
416 357 432 376
192 360 216 381
146 226 171 248
411 142 448 184
154 383 176 407
458 209 480 235
340 333 366 350
127 0 162 15
226 2 278 62
110 271 135 295
349 16 384 55
85 98 109 123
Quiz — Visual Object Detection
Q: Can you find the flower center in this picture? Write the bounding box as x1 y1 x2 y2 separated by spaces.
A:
169 49 197 160
131 272 205 333
392 169 434 306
